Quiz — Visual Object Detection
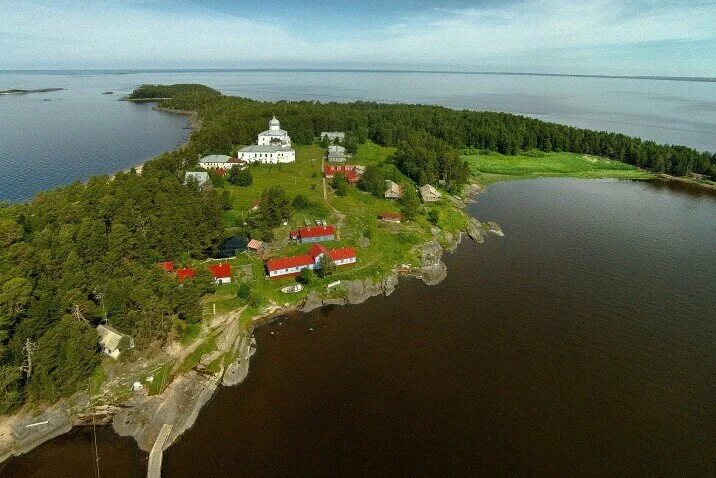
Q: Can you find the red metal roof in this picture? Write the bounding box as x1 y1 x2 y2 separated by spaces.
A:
208 263 232 279
328 247 356 261
160 261 174 272
176 267 196 282
379 212 402 220
266 254 313 272
299 225 335 239
308 243 328 259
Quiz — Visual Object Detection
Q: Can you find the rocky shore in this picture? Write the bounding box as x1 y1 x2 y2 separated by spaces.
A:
0 180 501 463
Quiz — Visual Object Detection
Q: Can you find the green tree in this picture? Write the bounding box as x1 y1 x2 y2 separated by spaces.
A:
357 165 386 197
28 317 100 402
317 254 336 277
331 175 349 196
400 185 420 221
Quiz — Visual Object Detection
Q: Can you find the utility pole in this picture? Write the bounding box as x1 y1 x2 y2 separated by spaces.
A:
20 339 36 378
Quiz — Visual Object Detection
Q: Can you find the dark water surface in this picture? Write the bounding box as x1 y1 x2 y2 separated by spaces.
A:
4 178 714 476
2 69 715 201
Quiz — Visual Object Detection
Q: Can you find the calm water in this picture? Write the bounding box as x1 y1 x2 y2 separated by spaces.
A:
1 70 715 201
4 178 714 476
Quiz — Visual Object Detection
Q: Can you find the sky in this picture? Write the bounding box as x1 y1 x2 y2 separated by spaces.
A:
1 0 715 76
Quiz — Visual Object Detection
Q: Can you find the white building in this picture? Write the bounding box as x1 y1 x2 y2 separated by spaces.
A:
327 145 347 162
198 154 231 169
239 117 295 163
97 324 134 359
321 131 345 142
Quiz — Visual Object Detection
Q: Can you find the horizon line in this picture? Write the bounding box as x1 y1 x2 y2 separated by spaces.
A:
1 68 715 83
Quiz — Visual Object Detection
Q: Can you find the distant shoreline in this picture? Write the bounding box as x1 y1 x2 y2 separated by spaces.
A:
2 69 714 83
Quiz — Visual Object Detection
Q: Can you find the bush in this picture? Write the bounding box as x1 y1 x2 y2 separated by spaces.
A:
427 209 439 225
292 194 310 209
236 282 251 302
296 268 314 284
228 167 253 187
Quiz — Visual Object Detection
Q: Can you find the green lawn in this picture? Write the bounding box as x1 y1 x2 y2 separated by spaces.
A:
464 151 654 184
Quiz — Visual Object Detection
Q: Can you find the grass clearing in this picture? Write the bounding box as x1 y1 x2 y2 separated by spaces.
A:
464 151 654 184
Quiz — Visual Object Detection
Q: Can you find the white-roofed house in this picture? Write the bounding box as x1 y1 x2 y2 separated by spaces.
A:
97 324 134 359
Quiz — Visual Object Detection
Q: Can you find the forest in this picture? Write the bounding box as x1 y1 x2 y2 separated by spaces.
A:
135 84 715 180
0 167 224 411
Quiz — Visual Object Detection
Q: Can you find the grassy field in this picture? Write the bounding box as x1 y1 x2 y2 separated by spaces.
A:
464 150 654 184
197 140 467 320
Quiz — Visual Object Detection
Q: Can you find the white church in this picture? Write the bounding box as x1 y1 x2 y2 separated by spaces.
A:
238 117 296 164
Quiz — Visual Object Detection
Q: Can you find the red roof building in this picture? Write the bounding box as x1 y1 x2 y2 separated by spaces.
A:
160 261 174 273
176 267 196 283
323 164 362 185
208 263 232 284
265 246 356 278
290 225 336 243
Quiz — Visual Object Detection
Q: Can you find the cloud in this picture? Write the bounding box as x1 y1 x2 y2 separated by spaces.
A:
1 0 714 74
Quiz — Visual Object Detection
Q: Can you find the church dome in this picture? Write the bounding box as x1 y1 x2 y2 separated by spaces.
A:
269 116 280 130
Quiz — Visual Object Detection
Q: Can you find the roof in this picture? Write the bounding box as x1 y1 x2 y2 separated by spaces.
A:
240 144 292 153
299 225 335 239
227 157 246 164
308 243 328 259
97 324 124 351
420 184 441 198
250 199 261 210
247 239 264 250
160 261 174 272
199 154 231 164
266 254 313 272
176 267 196 282
184 171 210 187
208 263 231 279
321 131 345 136
328 247 357 261
328 145 346 153
258 129 288 137
379 212 402 220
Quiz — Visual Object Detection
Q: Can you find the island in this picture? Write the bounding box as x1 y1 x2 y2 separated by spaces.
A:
0 88 64 95
0 84 713 465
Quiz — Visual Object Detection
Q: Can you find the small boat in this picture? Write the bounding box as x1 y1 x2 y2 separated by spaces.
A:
281 284 304 293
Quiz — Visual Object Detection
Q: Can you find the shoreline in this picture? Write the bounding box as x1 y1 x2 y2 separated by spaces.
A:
0 170 487 465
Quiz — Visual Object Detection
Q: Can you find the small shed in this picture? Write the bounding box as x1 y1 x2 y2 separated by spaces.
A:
247 239 266 253
97 324 134 359
384 180 403 199
379 212 402 223
419 184 442 202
